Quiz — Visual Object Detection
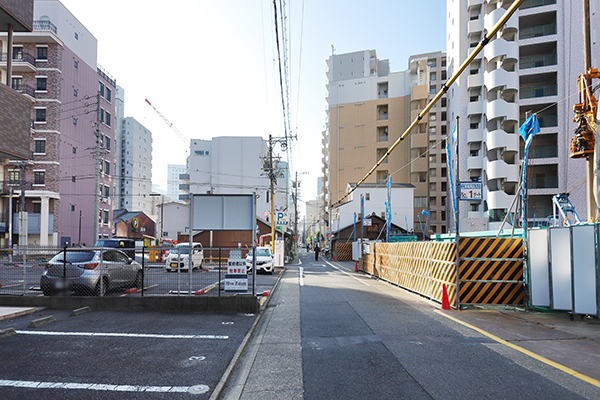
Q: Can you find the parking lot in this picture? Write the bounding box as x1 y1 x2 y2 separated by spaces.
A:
0 306 258 398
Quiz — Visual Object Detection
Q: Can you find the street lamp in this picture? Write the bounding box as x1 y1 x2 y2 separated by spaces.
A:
150 193 164 244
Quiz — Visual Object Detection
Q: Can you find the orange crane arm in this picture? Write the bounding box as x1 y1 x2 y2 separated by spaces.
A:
145 99 189 147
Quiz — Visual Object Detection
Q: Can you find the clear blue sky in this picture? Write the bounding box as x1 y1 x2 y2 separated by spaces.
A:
58 0 447 209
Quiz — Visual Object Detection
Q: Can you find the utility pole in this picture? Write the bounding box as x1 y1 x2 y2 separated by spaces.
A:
18 161 28 246
582 0 596 220
93 92 101 242
269 135 275 251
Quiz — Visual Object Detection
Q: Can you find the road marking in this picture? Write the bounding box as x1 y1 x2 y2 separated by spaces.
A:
15 330 228 340
299 267 304 286
325 261 370 286
0 379 206 394
435 310 600 389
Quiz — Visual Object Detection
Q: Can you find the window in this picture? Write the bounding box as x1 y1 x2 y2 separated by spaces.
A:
72 176 76 183
105 111 111 127
441 70 447 80
441 111 447 121
99 81 105 97
34 139 46 154
74 32 79 40
34 171 45 185
72 147 76 154
36 47 48 60
99 108 104 123
104 185 109 197
11 76 22 91
365 193 370 201
414 197 427 207
103 210 109 225
71 204 75 212
35 108 47 123
12 46 23 60
73 118 77 125
429 113 437 121
441 97 447 107
104 161 110 175
427 59 437 67
411 172 427 183
430 72 436 81
36 77 47 91
74 60 78 68
106 87 111 102
33 202 41 213
8 170 20 184
429 86 436 94
73 89 78 96
105 136 111 150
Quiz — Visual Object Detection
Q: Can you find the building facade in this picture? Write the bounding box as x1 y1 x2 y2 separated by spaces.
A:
167 164 186 203
0 0 116 246
447 0 600 231
324 49 448 236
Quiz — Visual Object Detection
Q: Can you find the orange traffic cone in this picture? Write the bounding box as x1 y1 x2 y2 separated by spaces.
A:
442 284 450 310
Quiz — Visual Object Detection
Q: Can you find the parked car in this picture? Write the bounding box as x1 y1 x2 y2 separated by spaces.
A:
40 249 142 296
165 243 204 272
94 238 136 259
246 246 274 274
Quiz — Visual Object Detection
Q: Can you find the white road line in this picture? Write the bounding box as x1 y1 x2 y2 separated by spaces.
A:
0 379 204 393
15 330 228 340
325 261 371 286
299 267 304 286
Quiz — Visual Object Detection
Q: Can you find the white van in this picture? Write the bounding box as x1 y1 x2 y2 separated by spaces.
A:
164 243 204 272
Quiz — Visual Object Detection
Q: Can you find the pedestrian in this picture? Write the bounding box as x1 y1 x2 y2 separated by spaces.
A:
314 243 320 261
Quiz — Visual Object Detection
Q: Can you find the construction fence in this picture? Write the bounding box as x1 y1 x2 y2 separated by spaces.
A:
360 237 524 309
0 245 259 298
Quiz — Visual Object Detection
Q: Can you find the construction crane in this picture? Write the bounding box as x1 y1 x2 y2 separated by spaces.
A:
145 99 189 148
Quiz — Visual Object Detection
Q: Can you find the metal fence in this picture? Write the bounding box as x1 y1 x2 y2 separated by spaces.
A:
0 245 257 298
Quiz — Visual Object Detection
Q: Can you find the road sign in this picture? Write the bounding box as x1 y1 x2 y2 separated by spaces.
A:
363 218 372 226
224 259 247 293
276 212 289 225
459 182 483 201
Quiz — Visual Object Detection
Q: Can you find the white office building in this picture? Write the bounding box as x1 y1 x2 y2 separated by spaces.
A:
167 164 186 203
119 116 153 213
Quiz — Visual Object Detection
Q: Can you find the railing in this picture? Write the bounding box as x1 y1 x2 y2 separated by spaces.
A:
519 84 557 99
520 0 556 9
520 54 557 69
520 115 557 127
377 135 388 142
530 176 558 189
519 23 557 40
520 145 558 159
12 83 35 97
0 52 36 66
33 20 57 34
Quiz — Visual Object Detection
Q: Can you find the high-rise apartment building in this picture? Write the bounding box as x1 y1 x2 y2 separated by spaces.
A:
324 49 448 235
119 117 153 213
0 0 116 245
447 0 599 231
167 164 186 203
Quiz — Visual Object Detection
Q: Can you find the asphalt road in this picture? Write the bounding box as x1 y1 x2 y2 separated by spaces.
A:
223 250 599 399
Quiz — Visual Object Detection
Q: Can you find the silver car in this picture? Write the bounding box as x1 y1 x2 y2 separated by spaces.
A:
40 249 142 296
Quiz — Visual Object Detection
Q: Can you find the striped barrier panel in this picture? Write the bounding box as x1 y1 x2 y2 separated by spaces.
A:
458 237 524 305
362 242 458 308
334 243 353 261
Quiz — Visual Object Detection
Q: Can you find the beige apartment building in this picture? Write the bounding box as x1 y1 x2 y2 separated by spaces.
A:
324 49 448 236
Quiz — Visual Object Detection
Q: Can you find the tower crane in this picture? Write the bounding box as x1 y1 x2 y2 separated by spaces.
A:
145 99 189 149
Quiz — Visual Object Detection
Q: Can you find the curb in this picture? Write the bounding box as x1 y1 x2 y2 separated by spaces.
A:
208 267 285 400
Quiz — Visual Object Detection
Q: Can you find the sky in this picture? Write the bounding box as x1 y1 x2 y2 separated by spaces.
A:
58 0 447 216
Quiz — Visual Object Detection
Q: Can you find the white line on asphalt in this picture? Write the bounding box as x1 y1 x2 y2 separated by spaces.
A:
0 379 205 393
15 330 228 340
325 261 371 286
299 267 304 286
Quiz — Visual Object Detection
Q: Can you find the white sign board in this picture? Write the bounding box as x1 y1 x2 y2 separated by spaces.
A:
192 194 254 230
459 182 483 201
225 259 248 292
363 218 372 227
274 239 284 267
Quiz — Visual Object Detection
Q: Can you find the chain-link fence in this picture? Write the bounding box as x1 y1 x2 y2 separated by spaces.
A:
0 245 259 297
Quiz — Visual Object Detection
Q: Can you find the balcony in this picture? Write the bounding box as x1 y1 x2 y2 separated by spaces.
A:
484 38 518 63
0 52 37 72
484 68 518 91
467 128 483 143
520 23 556 40
10 214 54 234
467 156 483 170
487 190 513 210
467 100 483 116
485 8 518 33
520 145 558 159
485 160 519 182
467 73 483 88
179 183 190 191
33 20 58 34
486 129 520 152
519 84 557 99
11 82 35 98
486 98 519 121
520 0 556 9
468 18 483 34
520 54 557 69
520 115 558 128
529 176 558 189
